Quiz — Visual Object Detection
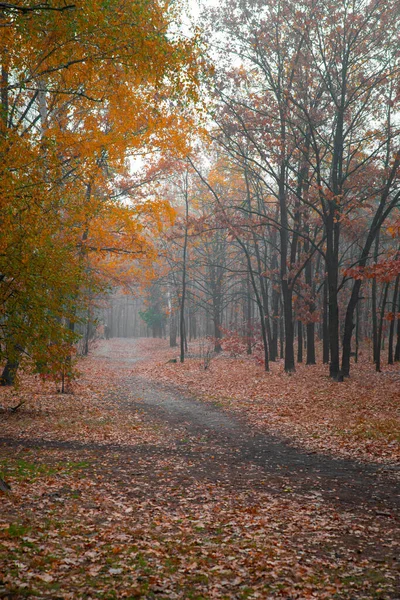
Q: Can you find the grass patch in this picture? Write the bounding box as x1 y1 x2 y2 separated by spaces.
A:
353 419 400 442
0 458 90 482
5 523 31 538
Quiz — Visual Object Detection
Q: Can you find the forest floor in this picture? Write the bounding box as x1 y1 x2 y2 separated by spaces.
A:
0 338 399 599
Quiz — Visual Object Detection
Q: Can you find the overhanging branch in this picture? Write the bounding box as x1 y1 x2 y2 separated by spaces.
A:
0 2 75 14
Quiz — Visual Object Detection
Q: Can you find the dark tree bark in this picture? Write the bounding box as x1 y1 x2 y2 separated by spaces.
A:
388 275 399 364
246 273 252 355
322 278 329 364
1 56 9 130
243 247 269 371
169 313 177 348
191 312 197 340
279 160 295 372
304 235 316 365
326 214 341 378
0 476 10 493
394 292 400 361
354 300 360 363
372 236 380 364
180 171 189 364
297 321 303 363
306 321 315 365
270 230 280 361
0 358 19 386
376 281 390 372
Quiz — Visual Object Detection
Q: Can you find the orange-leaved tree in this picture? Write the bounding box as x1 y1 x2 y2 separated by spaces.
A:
0 0 201 384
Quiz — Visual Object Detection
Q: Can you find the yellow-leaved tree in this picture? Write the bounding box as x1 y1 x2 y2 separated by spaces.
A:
0 0 201 384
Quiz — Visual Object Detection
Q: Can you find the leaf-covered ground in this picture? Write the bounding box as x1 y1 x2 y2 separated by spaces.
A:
0 338 399 599
134 338 400 464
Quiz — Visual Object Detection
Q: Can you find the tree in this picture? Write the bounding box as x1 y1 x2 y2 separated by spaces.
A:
202 0 400 378
0 0 200 382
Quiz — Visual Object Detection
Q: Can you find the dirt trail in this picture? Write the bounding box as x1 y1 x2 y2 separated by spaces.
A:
1 339 399 599
88 340 400 514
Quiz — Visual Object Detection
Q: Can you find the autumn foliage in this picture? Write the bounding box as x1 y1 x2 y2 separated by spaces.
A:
0 0 200 381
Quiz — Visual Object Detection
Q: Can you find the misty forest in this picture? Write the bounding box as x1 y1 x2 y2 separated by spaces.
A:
0 1 399 598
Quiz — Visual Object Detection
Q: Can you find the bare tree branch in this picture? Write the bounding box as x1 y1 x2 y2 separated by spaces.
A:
0 2 75 14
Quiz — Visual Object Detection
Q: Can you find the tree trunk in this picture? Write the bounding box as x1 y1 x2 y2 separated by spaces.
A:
341 279 361 377
376 281 390 372
306 322 315 365
372 282 378 363
372 235 380 363
0 476 11 493
304 237 316 365
326 218 340 378
1 358 19 386
355 300 360 363
246 273 252 355
297 321 303 363
388 275 399 364
271 285 279 361
395 296 400 361
270 234 279 361
184 314 188 353
180 172 189 364
322 278 329 364
84 320 90 355
170 313 177 347
213 314 222 352
1 53 9 131
191 313 197 340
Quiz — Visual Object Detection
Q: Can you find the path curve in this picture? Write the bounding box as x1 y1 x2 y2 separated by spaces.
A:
96 340 400 515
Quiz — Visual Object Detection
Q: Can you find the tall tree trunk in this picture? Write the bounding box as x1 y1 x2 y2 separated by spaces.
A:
84 320 90 356
372 287 378 362
326 215 340 378
271 283 279 361
246 273 252 355
170 313 177 348
180 172 189 364
184 314 188 353
355 299 360 363
270 229 280 362
341 279 361 377
240 245 269 370
297 321 303 363
322 278 329 364
1 51 9 131
212 290 222 353
394 290 400 361
279 298 284 360
304 236 316 365
0 59 14 384
326 95 345 379
372 236 380 364
278 156 295 372
227 230 269 370
376 281 390 372
306 322 315 365
191 313 197 340
388 275 399 364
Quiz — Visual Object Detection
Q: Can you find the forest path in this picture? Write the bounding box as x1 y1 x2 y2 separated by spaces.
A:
1 338 400 598
93 339 400 514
